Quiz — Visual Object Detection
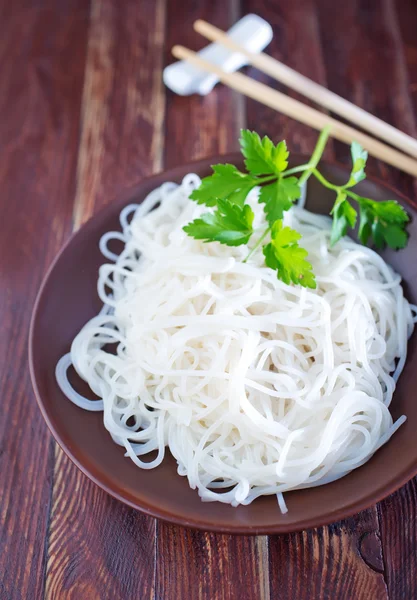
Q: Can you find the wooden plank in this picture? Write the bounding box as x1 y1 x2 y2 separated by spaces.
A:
316 3 417 596
155 3 271 599
73 0 166 227
316 0 417 200
156 527 269 600
269 513 388 599
163 0 243 169
242 2 390 597
395 0 417 117
0 1 90 599
393 0 417 198
45 448 156 600
44 0 167 597
374 3 417 598
242 0 334 158
378 481 417 600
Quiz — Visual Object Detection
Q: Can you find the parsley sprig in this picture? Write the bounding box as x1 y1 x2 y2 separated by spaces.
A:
184 128 409 288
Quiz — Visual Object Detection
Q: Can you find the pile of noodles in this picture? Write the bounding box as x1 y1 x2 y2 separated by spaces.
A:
56 175 417 512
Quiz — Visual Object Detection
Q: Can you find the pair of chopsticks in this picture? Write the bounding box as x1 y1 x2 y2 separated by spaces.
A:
172 21 417 178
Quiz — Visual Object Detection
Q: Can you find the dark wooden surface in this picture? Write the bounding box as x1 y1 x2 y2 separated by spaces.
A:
1 1 417 598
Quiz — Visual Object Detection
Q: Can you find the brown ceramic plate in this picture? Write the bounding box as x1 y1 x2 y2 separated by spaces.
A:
29 154 417 534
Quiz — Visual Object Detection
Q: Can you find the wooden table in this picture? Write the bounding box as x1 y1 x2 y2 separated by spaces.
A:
2 1 417 598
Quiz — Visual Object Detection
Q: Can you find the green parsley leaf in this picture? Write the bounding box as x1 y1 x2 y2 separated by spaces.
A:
357 197 409 249
358 204 373 245
259 177 301 226
374 222 408 249
190 164 258 207
346 142 368 187
330 192 357 246
240 130 289 175
369 199 408 224
263 221 316 288
183 199 254 246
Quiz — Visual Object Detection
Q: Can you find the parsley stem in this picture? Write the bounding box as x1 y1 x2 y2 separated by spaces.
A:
299 126 332 186
345 190 361 202
243 227 270 263
282 164 310 176
257 175 277 184
311 168 341 192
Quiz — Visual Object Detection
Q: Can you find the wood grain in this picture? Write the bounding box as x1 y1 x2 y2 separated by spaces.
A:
156 528 269 600
163 0 243 169
314 6 417 592
2 0 417 598
316 0 417 199
269 514 388 600
378 481 417 600
44 0 167 598
242 0 334 158
239 3 387 598
372 0 417 600
395 0 417 117
0 1 90 599
155 3 271 599
72 0 166 227
45 448 156 600
378 15 417 557
372 4 417 593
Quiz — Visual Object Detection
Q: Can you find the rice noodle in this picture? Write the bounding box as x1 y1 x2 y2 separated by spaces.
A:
56 174 417 508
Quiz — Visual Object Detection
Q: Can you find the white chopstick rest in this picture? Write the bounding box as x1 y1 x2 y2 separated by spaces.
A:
163 14 273 96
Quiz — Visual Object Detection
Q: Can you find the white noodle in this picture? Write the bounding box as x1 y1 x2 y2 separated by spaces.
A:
56 175 416 510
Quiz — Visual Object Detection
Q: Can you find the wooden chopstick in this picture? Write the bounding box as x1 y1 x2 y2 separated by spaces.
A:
172 45 417 178
194 19 417 161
